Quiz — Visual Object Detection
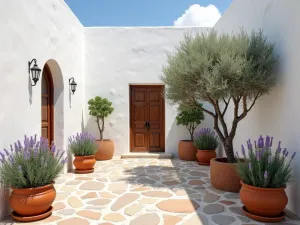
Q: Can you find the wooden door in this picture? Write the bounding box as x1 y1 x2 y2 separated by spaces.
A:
130 85 165 152
41 65 54 144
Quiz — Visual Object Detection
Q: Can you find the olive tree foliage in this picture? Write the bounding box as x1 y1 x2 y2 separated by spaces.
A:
161 30 278 163
176 104 204 141
88 96 114 141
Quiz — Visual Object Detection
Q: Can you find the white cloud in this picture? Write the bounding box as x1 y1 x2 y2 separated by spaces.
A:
174 4 221 27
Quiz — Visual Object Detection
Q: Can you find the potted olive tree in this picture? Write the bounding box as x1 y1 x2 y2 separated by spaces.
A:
194 128 219 165
88 96 114 160
69 132 97 173
236 135 295 222
0 135 67 222
176 104 204 161
161 29 277 192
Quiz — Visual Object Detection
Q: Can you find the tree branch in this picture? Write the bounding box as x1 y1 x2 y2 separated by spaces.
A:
214 100 229 138
191 98 216 118
222 97 231 116
247 93 260 113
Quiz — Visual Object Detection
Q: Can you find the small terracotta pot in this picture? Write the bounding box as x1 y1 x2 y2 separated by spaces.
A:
73 155 96 172
240 181 288 217
178 140 197 161
9 183 56 217
95 139 114 160
210 158 242 192
196 150 216 165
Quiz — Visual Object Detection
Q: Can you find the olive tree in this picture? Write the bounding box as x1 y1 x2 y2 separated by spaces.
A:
161 30 277 163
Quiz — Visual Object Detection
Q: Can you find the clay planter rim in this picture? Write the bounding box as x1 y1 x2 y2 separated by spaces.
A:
212 157 245 163
197 149 216 152
11 182 55 192
96 139 112 142
241 180 286 192
74 155 95 158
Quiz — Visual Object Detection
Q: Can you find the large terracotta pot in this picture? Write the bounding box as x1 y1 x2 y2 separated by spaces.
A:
9 183 56 217
178 140 197 161
240 181 288 217
73 155 96 172
196 150 216 165
95 139 114 160
210 158 242 192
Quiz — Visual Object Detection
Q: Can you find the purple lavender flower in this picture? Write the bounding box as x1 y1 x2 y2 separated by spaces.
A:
248 163 252 170
277 147 282 154
270 137 273 147
10 145 13 152
61 157 68 165
59 151 65 160
256 151 260 161
254 140 257 149
241 145 245 156
0 152 5 161
247 139 253 150
282 148 287 156
9 155 14 164
291 152 296 160
285 151 289 157
258 135 264 148
3 149 9 156
265 136 271 148
264 171 268 179
50 144 56 153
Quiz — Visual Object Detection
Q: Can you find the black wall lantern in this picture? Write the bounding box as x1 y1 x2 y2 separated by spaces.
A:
69 77 77 94
28 58 41 86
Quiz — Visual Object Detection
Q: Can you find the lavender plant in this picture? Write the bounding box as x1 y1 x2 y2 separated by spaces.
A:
193 128 219 150
68 132 97 156
236 135 296 188
0 135 67 189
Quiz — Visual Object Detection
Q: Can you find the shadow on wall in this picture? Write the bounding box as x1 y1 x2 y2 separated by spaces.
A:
166 115 214 158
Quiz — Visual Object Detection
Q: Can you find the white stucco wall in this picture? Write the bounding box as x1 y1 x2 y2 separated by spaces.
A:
84 27 213 157
0 0 85 220
215 0 300 216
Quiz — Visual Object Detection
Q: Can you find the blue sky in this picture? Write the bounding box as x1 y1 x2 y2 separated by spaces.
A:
65 0 232 27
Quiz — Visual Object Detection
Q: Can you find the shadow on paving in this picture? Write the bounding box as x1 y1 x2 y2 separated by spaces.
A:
120 159 212 225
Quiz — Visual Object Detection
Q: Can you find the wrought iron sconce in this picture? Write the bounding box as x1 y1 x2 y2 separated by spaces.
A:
69 77 77 95
28 58 41 86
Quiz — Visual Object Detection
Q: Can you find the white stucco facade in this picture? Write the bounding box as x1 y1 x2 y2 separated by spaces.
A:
0 0 85 219
84 27 212 157
0 0 300 220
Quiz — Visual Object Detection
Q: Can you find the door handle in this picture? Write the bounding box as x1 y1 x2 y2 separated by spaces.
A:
145 121 150 128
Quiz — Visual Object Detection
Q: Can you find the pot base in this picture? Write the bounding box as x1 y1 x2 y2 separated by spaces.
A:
198 162 210 166
11 206 53 222
74 168 94 174
242 206 285 222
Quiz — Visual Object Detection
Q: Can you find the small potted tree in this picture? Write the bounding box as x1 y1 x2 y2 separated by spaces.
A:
194 128 219 165
69 132 97 174
0 135 67 222
176 104 204 161
161 29 277 192
88 96 114 160
236 135 296 222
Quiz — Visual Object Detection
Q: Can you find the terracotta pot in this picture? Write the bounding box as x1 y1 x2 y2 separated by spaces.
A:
196 150 216 165
95 139 114 160
240 181 288 217
73 155 96 172
210 158 242 192
9 183 56 217
178 140 197 161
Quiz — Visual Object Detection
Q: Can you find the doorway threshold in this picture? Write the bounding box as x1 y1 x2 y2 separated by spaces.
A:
121 153 172 159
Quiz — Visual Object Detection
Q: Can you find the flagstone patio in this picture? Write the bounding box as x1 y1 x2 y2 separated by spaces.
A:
1 159 299 225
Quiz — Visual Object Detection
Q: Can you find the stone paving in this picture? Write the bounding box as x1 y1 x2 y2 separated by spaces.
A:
1 159 300 225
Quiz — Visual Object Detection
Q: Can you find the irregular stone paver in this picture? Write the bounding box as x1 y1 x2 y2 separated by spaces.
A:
43 215 62 223
75 177 93 180
212 215 235 225
203 193 220 203
163 214 182 225
79 181 105 190
163 180 181 186
57 209 76 215
68 196 83 208
60 186 77 192
229 206 244 216
58 217 89 225
157 199 199 213
189 171 209 177
108 182 128 194
81 192 98 199
125 203 143 216
203 204 224 214
56 192 70 201
140 198 158 204
99 191 116 199
220 200 235 205
103 213 125 222
111 193 140 211
131 186 151 192
237 216 250 223
130 213 160 225
66 180 82 185
53 202 66 210
77 210 101 220
224 193 240 199
188 180 205 185
142 191 172 198
87 199 111 206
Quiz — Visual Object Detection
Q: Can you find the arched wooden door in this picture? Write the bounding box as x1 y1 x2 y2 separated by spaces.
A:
41 65 54 144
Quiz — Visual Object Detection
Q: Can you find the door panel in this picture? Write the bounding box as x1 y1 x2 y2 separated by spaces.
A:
130 85 165 152
41 65 54 144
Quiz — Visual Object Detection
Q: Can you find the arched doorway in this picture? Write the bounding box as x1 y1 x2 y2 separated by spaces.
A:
41 64 54 144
